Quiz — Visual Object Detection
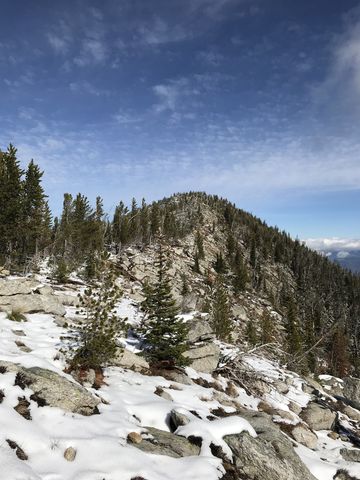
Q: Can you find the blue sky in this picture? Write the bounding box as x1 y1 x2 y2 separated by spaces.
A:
1 0 360 242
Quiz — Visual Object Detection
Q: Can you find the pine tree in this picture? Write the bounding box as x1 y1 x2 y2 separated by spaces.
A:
0 144 24 265
195 231 205 260
70 260 124 369
213 252 227 274
329 322 350 378
140 243 189 367
22 160 48 259
233 252 248 293
211 276 232 341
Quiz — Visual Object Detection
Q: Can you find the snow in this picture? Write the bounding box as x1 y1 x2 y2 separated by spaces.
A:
1 278 360 479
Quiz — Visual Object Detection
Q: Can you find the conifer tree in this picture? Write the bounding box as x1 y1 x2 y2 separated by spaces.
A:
233 253 248 293
329 322 350 378
285 299 302 355
213 252 227 274
140 243 189 366
70 259 124 369
211 276 232 341
0 144 24 265
195 231 205 260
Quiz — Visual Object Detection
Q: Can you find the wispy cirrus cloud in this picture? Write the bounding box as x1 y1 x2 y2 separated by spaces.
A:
305 238 360 252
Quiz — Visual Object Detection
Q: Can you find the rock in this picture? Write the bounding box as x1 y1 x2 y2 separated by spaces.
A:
273 380 289 394
132 427 200 458
112 349 149 372
328 431 339 440
181 293 199 313
186 319 214 343
289 423 318 449
224 411 317 480
183 343 220 373
154 387 173 401
344 377 360 404
64 447 77 462
343 405 360 422
300 402 336 431
54 293 80 307
334 469 359 480
303 376 323 394
151 368 193 386
0 294 65 316
340 448 360 462
127 432 143 444
0 361 99 415
0 267 10 277
232 304 249 322
288 401 303 415
36 285 54 295
170 409 191 430
0 278 38 296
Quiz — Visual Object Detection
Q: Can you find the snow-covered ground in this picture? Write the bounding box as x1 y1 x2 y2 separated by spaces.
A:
0 289 360 479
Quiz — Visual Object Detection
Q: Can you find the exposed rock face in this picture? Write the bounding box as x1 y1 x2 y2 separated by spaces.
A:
300 402 336 431
224 411 317 480
131 426 200 458
183 342 220 373
112 348 150 372
343 377 360 404
0 361 99 415
53 293 80 307
0 293 66 316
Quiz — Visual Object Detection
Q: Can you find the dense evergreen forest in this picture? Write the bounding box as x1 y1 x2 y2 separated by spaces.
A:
1 144 360 377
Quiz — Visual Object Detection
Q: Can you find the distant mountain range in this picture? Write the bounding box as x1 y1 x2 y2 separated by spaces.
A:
324 250 360 273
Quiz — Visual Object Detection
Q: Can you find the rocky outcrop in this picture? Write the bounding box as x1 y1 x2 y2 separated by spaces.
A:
300 402 336 431
0 293 66 316
340 448 360 462
286 423 318 449
0 361 99 415
186 318 214 343
0 278 66 316
224 411 317 480
130 426 200 458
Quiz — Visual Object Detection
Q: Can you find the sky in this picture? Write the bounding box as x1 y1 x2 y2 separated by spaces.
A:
1 0 360 245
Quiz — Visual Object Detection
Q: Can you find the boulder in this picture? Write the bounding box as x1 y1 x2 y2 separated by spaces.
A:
343 377 360 404
224 411 317 480
183 343 220 373
186 319 214 343
340 448 360 462
0 294 65 316
131 426 200 458
181 293 199 313
0 278 39 296
300 402 336 431
0 361 99 415
36 285 54 295
54 293 80 307
343 405 360 422
0 267 10 277
112 349 149 372
288 423 318 449
64 447 77 462
170 409 191 430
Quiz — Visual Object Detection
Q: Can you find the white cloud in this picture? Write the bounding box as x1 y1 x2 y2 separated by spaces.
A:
153 78 199 113
69 81 109 96
74 38 107 66
304 238 360 252
137 17 190 46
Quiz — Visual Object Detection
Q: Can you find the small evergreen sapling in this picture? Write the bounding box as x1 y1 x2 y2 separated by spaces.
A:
140 243 189 367
69 262 124 369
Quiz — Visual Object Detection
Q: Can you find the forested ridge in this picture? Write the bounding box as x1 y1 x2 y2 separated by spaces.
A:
1 144 359 377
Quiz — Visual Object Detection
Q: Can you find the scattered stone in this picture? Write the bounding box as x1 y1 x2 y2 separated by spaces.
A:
14 340 32 353
169 409 191 430
14 397 31 420
328 431 339 440
127 432 143 444
300 402 336 431
132 427 200 458
6 439 28 460
0 389 5 403
340 448 360 462
288 401 303 415
64 446 77 462
225 381 238 398
12 329 26 336
334 469 359 480
149 368 193 386
343 405 360 422
154 386 173 401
